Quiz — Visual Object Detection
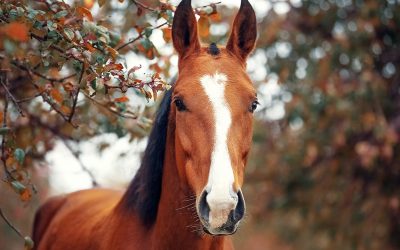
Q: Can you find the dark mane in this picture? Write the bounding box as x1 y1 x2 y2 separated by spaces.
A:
120 87 173 226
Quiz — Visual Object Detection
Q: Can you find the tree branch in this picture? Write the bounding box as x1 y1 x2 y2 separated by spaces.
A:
24 70 78 128
116 21 168 51
0 73 13 180
69 64 85 122
0 208 24 239
61 140 98 187
132 0 157 12
0 74 25 117
82 92 138 120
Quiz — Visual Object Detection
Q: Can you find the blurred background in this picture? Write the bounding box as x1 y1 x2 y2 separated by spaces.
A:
0 0 399 249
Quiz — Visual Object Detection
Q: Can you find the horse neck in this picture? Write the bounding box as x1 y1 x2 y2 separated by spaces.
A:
150 122 228 250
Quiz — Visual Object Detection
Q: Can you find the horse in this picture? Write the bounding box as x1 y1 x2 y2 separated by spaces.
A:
32 0 257 249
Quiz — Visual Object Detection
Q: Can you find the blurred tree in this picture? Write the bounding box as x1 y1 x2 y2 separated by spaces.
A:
244 0 400 249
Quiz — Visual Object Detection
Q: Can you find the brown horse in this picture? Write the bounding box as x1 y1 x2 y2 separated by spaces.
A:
32 0 257 249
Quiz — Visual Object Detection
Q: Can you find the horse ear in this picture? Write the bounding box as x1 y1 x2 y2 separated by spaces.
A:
226 0 257 61
172 0 201 59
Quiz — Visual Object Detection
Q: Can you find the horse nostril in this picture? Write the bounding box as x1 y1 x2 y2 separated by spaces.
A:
233 190 245 222
199 191 210 222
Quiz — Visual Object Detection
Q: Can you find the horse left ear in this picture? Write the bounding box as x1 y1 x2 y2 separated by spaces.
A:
226 0 257 62
172 0 201 59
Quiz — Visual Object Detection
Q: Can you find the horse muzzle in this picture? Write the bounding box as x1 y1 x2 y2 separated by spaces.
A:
198 189 245 235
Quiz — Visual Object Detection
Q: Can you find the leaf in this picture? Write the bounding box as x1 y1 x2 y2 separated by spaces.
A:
60 106 71 114
198 16 210 39
11 181 26 194
54 10 68 19
128 65 142 75
1 22 29 42
106 47 118 60
14 148 25 165
20 188 32 202
50 89 63 104
76 7 93 21
0 127 11 135
162 28 172 42
62 82 75 92
24 236 34 250
114 96 129 103
97 0 106 7
63 28 75 40
209 13 221 22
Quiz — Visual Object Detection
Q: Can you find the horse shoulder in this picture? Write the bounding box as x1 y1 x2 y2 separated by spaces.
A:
32 195 67 249
33 189 123 250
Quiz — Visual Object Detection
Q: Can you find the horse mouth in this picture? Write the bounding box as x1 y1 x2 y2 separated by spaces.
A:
201 223 239 236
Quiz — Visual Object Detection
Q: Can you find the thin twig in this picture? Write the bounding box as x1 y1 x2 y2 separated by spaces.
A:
0 73 13 180
0 76 25 117
16 92 45 103
132 0 157 12
0 208 24 239
69 64 85 122
25 70 78 128
82 92 138 120
61 140 98 187
116 21 168 51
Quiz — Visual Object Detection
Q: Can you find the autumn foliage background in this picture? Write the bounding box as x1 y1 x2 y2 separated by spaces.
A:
0 0 400 249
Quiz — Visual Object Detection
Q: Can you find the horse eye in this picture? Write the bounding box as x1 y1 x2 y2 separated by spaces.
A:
249 100 259 113
174 98 187 112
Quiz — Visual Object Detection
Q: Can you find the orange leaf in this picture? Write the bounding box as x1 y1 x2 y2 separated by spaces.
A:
209 13 221 22
85 42 96 52
62 82 75 92
50 89 63 104
20 188 32 202
76 7 93 21
106 47 118 60
115 96 129 103
198 16 210 39
1 22 29 42
104 63 124 71
60 105 71 114
162 28 172 42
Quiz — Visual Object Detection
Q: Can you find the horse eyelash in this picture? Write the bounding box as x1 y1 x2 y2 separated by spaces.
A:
174 98 187 112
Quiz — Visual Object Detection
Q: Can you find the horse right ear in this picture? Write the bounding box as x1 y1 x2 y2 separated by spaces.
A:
172 0 201 59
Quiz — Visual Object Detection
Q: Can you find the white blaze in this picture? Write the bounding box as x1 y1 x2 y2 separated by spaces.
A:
200 72 236 228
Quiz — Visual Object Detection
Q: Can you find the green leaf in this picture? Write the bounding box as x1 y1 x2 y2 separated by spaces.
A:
14 148 25 165
0 127 11 135
11 181 26 194
144 27 153 38
64 28 75 40
54 10 68 19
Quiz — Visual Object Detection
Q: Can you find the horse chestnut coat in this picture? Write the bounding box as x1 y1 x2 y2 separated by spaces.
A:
32 0 258 249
